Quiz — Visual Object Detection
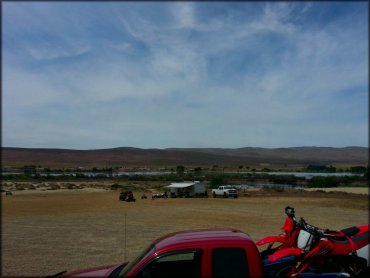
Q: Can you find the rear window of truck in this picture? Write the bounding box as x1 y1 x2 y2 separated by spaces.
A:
212 248 248 278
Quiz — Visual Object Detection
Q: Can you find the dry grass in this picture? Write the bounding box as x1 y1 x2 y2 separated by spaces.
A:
2 189 369 277
304 187 369 195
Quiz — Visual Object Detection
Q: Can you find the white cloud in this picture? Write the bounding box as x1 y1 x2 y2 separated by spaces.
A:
3 2 368 148
26 45 90 61
172 2 196 29
3 69 68 109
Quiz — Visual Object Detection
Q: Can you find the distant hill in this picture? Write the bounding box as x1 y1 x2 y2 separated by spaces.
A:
1 146 368 168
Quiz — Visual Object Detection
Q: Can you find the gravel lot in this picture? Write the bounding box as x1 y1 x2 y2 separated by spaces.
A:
2 188 369 277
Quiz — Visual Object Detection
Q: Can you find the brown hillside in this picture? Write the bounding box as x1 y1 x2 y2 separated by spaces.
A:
1 146 368 167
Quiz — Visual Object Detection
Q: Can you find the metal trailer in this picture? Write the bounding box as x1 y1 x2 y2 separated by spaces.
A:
166 181 207 198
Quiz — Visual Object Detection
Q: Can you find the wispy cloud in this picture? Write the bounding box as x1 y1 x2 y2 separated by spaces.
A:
3 2 368 149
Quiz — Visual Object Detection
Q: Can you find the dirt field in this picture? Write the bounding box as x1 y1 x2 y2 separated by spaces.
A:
303 187 369 195
2 189 369 277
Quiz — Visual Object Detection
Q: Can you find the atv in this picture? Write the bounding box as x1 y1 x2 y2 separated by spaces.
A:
119 191 136 202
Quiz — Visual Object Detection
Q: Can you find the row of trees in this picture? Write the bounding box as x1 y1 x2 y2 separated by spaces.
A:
4 172 368 189
15 164 370 176
3 164 368 186
305 164 368 174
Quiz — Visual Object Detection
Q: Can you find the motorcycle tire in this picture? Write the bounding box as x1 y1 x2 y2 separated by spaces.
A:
274 265 294 278
355 266 370 278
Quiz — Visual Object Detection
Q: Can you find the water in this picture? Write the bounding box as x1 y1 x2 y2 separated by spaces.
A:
253 172 361 178
1 171 174 177
1 171 362 178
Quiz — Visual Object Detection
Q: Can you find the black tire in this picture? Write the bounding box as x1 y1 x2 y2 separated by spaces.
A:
264 261 295 278
320 255 365 274
356 267 370 278
213 192 216 198
274 265 294 278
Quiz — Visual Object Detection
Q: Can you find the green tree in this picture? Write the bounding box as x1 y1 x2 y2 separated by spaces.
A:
210 175 224 189
308 176 338 188
23 165 36 176
350 166 367 174
176 165 185 176
194 167 202 175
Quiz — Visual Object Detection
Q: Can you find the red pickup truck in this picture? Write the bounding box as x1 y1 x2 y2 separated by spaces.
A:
54 228 357 278
60 228 265 278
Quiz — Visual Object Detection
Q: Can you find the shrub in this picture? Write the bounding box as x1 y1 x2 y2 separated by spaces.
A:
209 176 224 189
67 184 77 189
308 176 338 188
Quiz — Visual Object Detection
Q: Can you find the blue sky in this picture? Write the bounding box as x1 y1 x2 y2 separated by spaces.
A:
3 2 368 149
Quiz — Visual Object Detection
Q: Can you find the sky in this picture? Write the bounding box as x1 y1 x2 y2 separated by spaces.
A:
3 1 368 149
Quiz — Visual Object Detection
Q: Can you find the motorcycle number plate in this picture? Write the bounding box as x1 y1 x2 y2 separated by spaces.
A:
297 230 313 251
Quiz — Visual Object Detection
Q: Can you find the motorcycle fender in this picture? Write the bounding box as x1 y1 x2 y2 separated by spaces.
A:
256 235 286 246
267 247 302 262
357 244 369 266
358 224 370 234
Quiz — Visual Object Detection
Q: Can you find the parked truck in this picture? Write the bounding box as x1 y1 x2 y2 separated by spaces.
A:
57 229 264 277
53 228 362 278
212 185 238 198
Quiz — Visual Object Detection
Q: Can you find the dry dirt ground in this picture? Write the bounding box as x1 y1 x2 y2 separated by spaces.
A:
2 188 369 277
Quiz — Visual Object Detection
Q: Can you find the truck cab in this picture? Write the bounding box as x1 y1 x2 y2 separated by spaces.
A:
119 228 263 278
212 186 238 198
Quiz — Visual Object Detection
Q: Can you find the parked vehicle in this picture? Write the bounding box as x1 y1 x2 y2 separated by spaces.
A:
275 220 369 277
56 228 265 277
258 207 370 277
52 227 364 278
166 181 207 198
48 204 369 278
119 191 136 202
212 185 238 198
151 192 168 199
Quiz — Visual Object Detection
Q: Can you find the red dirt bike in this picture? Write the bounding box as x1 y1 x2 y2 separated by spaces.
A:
290 220 369 277
264 215 369 277
257 206 302 258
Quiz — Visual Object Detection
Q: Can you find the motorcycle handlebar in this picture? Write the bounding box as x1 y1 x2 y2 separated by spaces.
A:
298 218 325 237
284 207 340 240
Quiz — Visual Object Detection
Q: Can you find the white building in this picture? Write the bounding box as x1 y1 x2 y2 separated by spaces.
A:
166 181 207 197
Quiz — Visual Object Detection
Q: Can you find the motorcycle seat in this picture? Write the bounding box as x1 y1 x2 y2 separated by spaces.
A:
340 226 360 237
330 230 369 245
